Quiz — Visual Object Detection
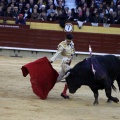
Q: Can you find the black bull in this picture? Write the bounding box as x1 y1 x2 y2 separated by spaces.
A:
65 55 120 105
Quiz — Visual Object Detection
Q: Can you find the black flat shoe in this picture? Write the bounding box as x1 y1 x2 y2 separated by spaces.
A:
61 93 69 99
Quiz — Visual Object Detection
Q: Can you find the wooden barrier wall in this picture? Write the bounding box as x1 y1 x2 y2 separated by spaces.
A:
0 25 119 54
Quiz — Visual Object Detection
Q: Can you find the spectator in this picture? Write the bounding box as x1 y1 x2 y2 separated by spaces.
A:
17 0 26 8
66 8 77 21
10 4 14 13
102 1 107 9
110 11 118 23
86 0 92 8
37 0 44 10
90 2 95 14
25 3 32 14
4 6 13 17
15 14 26 24
117 9 120 23
31 8 39 19
110 0 116 11
54 0 65 7
57 10 67 28
93 12 102 23
8 0 16 6
76 7 85 22
113 0 117 6
102 14 108 23
104 0 113 5
0 0 7 13
99 8 106 19
0 6 4 16
23 7 31 19
33 4 39 12
98 3 104 14
38 11 47 21
38 4 47 13
29 0 35 13
47 4 55 16
79 0 86 7
66 9 72 21
84 10 93 23
55 0 64 12
18 3 24 14
12 6 19 18
46 0 56 10
76 6 83 18
63 6 69 16
116 4 120 13
82 2 88 16
47 11 56 21
107 8 114 23
75 0 81 7
116 5 120 16
91 7 99 18
7 0 11 4
90 0 98 8
116 0 120 6
95 0 103 7
0 0 120 25
105 4 111 16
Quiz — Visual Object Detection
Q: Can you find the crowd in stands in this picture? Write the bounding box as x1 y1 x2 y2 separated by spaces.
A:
0 0 120 26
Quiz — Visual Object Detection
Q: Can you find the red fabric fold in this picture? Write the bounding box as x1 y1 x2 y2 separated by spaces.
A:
21 57 59 100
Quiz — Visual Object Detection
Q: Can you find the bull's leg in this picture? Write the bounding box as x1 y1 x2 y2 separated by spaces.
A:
91 88 99 105
104 79 119 103
107 83 116 103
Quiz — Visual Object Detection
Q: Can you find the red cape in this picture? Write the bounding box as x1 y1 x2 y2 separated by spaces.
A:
21 57 59 100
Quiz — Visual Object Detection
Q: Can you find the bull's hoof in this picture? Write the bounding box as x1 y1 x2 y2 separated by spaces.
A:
61 93 69 99
107 99 112 103
113 97 119 103
93 101 99 105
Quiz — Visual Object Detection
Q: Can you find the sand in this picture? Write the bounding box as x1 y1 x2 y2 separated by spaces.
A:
0 56 120 120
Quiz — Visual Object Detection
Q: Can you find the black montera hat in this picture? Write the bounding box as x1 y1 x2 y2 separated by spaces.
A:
66 33 73 40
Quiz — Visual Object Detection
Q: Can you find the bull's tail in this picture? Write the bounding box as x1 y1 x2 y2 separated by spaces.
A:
116 75 120 91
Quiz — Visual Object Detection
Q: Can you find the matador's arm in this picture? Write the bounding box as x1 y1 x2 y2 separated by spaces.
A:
50 46 64 62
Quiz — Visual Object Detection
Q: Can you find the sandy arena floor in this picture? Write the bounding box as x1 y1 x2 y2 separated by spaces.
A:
0 56 120 120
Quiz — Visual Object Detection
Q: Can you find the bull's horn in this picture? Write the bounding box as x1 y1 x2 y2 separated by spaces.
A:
63 72 70 79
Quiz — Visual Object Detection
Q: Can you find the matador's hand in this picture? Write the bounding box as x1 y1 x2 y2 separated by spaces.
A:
49 60 53 63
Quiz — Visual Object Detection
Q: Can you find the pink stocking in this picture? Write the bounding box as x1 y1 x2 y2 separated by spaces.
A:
62 83 68 96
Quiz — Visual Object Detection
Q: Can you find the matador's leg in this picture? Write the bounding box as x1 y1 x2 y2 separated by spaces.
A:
56 68 69 99
60 60 71 99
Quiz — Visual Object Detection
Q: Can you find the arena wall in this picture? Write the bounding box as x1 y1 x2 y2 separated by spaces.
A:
0 18 119 59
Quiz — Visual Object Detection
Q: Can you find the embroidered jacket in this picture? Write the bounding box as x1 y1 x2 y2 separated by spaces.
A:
50 40 75 62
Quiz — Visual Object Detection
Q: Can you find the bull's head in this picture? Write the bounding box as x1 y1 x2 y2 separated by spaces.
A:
64 70 81 94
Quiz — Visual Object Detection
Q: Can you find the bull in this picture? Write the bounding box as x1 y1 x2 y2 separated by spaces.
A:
64 55 120 105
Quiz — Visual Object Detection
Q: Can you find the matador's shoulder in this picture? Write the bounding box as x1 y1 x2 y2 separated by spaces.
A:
58 41 67 49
